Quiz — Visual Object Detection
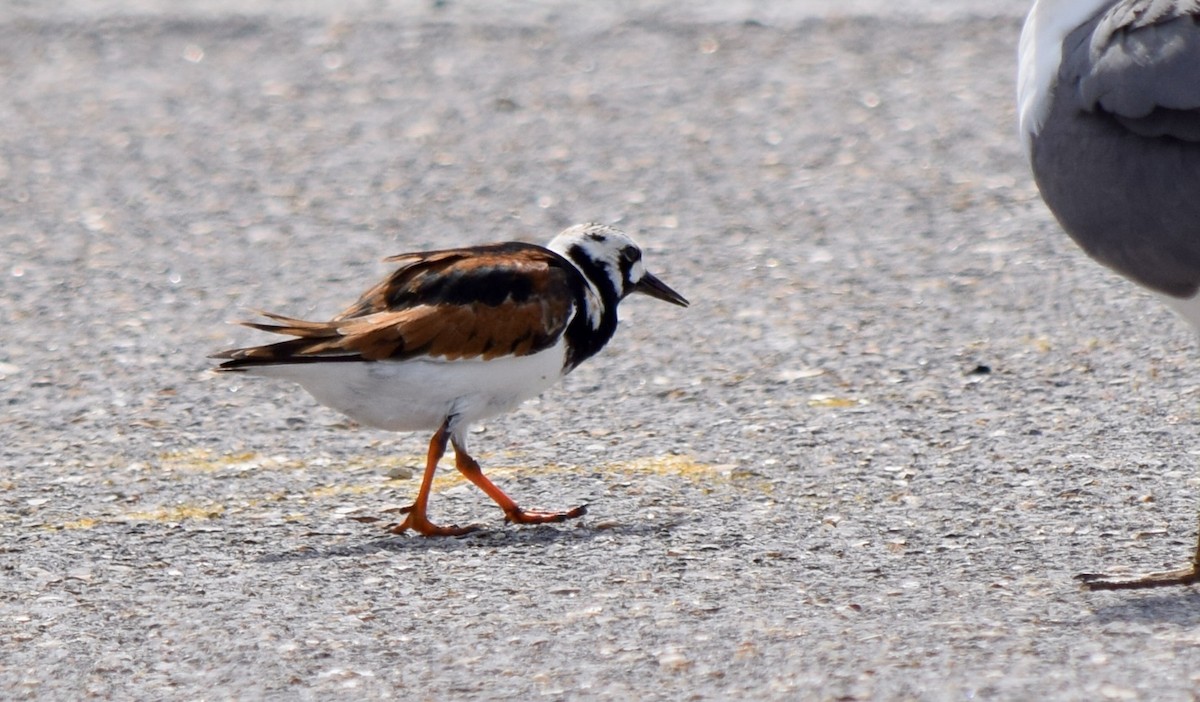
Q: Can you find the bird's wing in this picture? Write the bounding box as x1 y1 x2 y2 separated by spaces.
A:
1063 0 1200 139
214 243 579 368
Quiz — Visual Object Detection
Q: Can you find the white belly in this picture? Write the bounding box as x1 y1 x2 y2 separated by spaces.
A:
243 342 567 432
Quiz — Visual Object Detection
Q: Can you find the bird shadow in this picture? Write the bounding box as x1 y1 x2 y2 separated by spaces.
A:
1087 588 1200 626
253 518 688 564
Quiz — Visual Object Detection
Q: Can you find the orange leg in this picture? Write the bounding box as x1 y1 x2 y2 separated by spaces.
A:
450 436 587 525
389 423 480 537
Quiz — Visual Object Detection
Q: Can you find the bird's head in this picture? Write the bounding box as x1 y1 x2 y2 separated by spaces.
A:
549 223 689 308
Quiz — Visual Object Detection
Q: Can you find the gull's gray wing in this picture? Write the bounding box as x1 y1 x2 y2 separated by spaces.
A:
1063 0 1200 139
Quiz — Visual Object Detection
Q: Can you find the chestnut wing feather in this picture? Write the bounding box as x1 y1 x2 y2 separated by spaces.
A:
214 243 578 368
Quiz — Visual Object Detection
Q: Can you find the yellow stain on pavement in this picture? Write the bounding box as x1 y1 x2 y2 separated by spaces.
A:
605 454 732 482
308 482 399 499
806 394 863 408
56 518 99 530
48 505 224 531
45 451 746 529
157 447 303 473
121 504 226 522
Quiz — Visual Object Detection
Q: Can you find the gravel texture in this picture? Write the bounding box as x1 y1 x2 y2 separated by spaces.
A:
5 1 1200 700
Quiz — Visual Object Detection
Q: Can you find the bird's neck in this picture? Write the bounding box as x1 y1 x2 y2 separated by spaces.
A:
562 260 622 373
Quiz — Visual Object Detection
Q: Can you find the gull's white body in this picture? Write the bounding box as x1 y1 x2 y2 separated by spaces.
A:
1017 0 1114 154
1161 294 1200 330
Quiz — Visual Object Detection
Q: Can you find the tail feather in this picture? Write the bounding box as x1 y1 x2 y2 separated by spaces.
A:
238 310 339 339
212 311 364 370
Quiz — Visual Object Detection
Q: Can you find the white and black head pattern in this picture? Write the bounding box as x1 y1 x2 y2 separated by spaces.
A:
550 224 647 301
548 223 688 370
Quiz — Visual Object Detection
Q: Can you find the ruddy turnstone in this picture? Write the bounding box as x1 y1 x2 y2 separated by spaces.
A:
213 223 688 536
1020 0 1200 588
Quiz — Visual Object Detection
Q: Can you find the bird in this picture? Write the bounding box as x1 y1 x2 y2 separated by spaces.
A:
213 223 688 536
1019 0 1200 589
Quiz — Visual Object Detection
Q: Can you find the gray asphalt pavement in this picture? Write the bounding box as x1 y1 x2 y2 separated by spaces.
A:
5 1 1200 700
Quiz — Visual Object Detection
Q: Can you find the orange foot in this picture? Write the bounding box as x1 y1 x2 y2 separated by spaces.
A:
389 505 481 537
504 504 588 525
